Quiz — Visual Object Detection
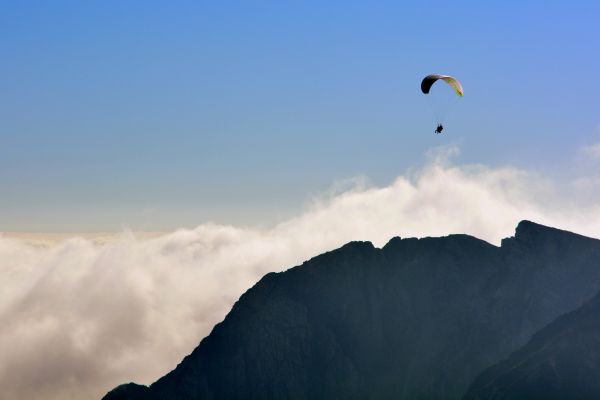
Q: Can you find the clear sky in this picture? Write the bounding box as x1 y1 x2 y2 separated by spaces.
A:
1 1 599 231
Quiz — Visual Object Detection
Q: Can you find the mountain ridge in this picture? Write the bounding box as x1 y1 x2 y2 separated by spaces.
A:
103 221 600 400
463 287 600 399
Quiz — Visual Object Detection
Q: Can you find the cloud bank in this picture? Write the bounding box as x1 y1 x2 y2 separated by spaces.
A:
2 148 600 400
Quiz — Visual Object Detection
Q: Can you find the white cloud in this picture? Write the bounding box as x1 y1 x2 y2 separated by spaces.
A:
581 142 600 160
2 148 600 400
579 125 600 162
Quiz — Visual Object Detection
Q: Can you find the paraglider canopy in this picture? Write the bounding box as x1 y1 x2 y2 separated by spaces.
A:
421 74 464 97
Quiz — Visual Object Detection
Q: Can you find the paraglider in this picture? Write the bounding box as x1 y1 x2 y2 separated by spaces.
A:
421 74 463 134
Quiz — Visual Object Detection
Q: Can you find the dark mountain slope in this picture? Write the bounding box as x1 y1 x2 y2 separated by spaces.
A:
463 289 600 400
104 221 600 400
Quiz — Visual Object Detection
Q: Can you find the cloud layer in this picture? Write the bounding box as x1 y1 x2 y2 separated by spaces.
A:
2 149 600 400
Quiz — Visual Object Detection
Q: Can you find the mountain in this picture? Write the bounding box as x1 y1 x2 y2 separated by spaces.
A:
463 287 600 400
103 221 600 400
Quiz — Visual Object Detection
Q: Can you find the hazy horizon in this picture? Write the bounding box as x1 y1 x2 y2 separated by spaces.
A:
2 1 600 232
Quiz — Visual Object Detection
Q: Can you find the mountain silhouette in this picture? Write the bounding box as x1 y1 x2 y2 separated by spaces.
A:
103 221 600 400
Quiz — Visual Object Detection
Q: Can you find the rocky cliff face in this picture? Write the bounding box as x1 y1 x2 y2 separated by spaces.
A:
103 221 600 400
463 286 600 400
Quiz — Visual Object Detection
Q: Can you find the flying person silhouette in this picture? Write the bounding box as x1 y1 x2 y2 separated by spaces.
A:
435 124 444 134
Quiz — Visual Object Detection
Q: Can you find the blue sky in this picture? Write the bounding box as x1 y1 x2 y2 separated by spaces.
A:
1 1 599 231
